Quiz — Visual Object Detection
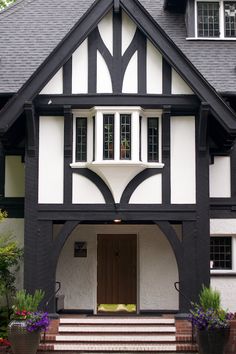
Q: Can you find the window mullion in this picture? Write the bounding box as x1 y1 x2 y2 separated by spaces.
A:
219 1 224 38
114 112 120 161
96 111 103 161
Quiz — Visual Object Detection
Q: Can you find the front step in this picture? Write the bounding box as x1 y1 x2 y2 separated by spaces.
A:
38 316 198 353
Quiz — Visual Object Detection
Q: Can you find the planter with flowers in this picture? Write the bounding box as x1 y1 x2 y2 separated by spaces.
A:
0 338 11 353
189 286 233 354
7 289 49 354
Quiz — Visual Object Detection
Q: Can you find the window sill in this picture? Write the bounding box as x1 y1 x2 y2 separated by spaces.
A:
70 161 165 169
211 270 236 276
186 37 236 41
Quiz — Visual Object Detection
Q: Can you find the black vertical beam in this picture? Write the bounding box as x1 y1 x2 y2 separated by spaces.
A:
63 58 72 95
195 113 210 295
162 58 172 95
25 102 36 157
230 142 236 201
162 106 171 205
113 11 122 93
64 106 73 206
24 112 39 295
88 30 98 93
137 32 147 94
0 142 5 198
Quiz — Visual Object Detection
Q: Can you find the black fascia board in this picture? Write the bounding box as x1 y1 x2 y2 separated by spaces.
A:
0 0 114 135
120 0 236 134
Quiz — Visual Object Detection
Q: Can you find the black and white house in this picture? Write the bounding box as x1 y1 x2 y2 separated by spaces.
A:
0 0 236 315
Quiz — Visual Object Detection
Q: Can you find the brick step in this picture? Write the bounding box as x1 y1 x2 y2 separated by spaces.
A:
58 325 176 333
43 334 177 342
60 317 175 325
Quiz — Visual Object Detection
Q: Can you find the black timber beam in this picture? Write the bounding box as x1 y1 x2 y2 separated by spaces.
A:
35 94 199 112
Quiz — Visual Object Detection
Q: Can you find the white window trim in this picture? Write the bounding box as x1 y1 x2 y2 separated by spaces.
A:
194 0 236 39
70 106 164 168
210 235 236 274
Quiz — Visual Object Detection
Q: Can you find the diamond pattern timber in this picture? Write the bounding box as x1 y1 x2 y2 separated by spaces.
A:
38 316 198 353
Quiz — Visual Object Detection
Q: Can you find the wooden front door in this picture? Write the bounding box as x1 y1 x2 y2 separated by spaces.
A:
97 234 137 306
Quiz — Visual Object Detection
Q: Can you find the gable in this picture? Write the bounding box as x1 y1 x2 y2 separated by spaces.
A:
0 0 235 138
39 10 193 96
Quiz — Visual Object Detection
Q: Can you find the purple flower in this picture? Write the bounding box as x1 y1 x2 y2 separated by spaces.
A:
189 304 232 330
26 312 50 332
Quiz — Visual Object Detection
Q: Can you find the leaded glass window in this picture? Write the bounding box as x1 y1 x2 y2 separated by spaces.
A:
120 114 131 160
103 114 114 160
197 2 220 37
210 237 232 270
225 2 236 37
76 118 87 162
148 118 159 162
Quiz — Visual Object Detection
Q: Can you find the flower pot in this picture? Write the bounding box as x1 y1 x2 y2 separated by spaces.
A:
197 327 230 354
7 320 41 354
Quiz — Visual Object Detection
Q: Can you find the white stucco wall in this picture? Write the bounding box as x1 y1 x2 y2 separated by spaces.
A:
5 156 25 197
122 52 138 93
56 224 179 311
170 116 196 204
122 10 136 55
40 68 63 95
146 40 162 94
211 278 236 312
209 156 231 198
97 51 113 93
72 174 105 204
72 39 88 94
38 116 64 204
129 175 162 204
98 10 113 55
171 69 193 94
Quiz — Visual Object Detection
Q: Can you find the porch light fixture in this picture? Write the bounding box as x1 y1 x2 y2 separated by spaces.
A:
114 219 122 223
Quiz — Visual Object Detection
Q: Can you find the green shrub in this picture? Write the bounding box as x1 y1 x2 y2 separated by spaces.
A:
199 285 221 311
13 289 45 312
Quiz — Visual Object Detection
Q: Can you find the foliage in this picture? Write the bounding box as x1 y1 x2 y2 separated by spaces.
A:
0 212 23 319
12 289 45 313
189 286 233 330
0 307 10 338
199 286 221 311
0 0 16 11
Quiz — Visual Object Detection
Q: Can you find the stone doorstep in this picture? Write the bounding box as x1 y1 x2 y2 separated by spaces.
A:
43 334 177 342
60 318 175 325
58 326 176 333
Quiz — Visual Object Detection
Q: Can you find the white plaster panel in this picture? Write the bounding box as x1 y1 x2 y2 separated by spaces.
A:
170 116 196 204
146 40 162 94
56 224 179 311
0 218 24 306
210 156 231 198
122 10 137 55
72 174 105 204
89 165 145 203
38 116 64 204
211 277 236 312
171 69 193 95
122 52 138 93
72 39 88 94
210 219 236 235
5 156 25 197
40 68 63 94
98 10 113 55
97 51 113 93
129 175 162 204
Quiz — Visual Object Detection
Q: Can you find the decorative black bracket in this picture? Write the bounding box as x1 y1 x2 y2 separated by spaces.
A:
198 102 209 152
24 102 36 157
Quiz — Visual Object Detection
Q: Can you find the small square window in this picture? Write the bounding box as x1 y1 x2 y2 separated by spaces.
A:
197 2 220 37
210 236 232 270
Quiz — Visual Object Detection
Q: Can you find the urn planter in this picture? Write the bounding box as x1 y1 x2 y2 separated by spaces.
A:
7 320 41 354
197 327 230 354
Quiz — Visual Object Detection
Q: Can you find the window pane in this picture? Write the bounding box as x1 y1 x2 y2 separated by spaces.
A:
120 114 131 160
210 237 232 270
148 118 159 162
103 114 114 160
197 2 220 37
76 118 87 162
225 2 236 37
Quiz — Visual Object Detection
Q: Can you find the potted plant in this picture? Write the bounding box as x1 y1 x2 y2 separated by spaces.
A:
7 289 50 354
189 286 233 354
